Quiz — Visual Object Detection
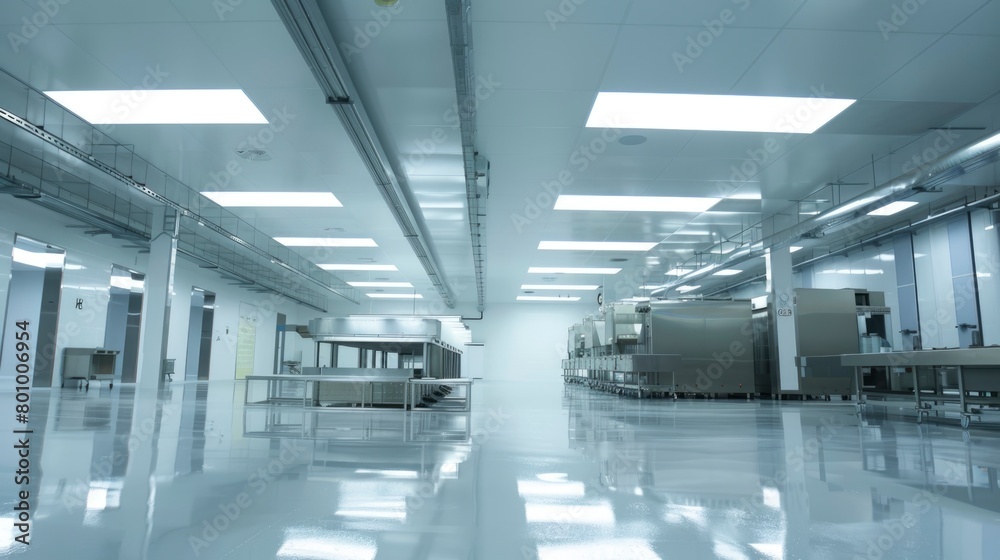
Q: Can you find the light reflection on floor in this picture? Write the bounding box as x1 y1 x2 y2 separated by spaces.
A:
0 377 998 559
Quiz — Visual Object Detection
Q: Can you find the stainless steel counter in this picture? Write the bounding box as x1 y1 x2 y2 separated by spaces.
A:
829 348 1000 429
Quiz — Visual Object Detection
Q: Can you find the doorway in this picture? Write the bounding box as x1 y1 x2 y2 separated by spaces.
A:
185 288 215 380
0 235 65 387
104 266 145 383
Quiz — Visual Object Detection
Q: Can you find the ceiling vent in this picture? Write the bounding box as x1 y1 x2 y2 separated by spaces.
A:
235 148 272 161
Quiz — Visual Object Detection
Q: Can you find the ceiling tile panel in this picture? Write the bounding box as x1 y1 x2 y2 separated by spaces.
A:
789 0 986 33
601 26 778 93
473 22 619 91
733 29 939 98
626 0 806 28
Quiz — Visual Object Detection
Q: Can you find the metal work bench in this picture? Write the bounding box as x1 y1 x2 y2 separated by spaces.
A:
836 348 1000 428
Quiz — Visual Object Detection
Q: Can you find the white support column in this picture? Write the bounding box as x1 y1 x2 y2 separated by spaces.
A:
767 246 799 392
136 206 178 390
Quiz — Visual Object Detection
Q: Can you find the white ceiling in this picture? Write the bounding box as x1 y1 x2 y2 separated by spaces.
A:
2 0 1000 309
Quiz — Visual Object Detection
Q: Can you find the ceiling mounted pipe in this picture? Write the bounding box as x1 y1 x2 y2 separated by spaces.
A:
654 129 1000 296
270 0 458 309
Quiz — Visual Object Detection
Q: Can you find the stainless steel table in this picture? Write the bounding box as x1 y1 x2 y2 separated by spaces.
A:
835 348 1000 429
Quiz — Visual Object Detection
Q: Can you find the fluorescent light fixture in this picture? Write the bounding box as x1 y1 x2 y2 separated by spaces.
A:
45 89 268 124
12 247 64 268
555 195 719 213
202 191 341 207
521 284 599 291
867 200 918 216
64 263 85 270
320 264 397 271
819 269 885 275
586 92 856 134
517 296 582 302
669 230 711 236
528 267 621 275
825 195 881 218
713 269 742 276
986 225 995 231
348 281 413 288
665 268 692 276
676 285 701 293
110 276 144 290
539 241 657 252
366 293 422 299
789 246 803 253
622 296 651 302
728 192 762 200
275 237 377 247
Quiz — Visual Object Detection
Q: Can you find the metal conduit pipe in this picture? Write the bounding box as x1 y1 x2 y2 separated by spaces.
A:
445 0 487 312
0 104 355 307
704 191 1000 298
271 0 458 308
654 129 1000 296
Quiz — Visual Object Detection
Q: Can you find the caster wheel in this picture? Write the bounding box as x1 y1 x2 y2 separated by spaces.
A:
961 415 970 429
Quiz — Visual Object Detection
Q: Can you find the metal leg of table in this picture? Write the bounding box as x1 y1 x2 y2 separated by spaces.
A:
957 365 971 429
854 366 864 408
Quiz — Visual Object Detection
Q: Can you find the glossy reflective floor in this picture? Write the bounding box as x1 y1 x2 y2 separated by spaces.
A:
2 377 999 559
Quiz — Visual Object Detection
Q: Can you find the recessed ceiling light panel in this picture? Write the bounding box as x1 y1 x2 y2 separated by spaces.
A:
528 267 622 275
867 200 918 216
348 281 413 288
45 89 268 124
586 92 856 134
517 296 582 302
319 264 398 271
520 284 599 291
275 237 377 247
202 192 341 207
367 293 422 299
538 241 657 252
555 195 719 213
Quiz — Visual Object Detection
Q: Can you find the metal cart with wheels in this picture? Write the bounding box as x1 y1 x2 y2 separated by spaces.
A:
61 348 119 389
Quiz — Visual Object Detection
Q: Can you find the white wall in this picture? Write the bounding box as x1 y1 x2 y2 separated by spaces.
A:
0 197 330 385
471 302 595 380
